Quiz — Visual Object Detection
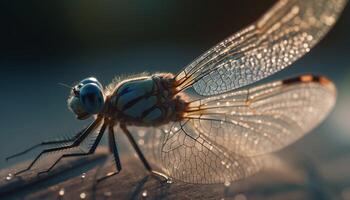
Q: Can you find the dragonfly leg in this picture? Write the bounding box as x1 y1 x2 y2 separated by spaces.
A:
6 130 85 161
97 124 122 182
120 124 171 182
37 122 107 176
14 118 103 176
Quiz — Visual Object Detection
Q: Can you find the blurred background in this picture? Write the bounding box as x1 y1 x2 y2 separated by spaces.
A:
0 0 349 198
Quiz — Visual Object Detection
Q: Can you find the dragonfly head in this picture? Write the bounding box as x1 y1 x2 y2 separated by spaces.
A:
67 77 106 120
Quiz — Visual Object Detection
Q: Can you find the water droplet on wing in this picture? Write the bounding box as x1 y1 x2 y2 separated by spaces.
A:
138 130 146 137
142 190 148 197
80 192 87 199
138 139 145 146
224 181 231 187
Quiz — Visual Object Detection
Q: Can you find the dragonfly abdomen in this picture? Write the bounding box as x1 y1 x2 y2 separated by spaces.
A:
108 73 187 126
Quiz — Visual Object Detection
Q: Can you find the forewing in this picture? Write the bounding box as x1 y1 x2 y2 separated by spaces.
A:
174 0 347 95
184 75 336 156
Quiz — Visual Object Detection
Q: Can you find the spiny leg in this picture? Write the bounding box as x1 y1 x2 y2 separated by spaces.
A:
6 129 85 161
120 124 170 182
14 117 103 176
97 124 122 182
37 122 107 175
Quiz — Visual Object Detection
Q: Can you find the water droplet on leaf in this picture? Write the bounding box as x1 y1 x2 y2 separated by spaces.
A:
59 188 65 196
5 173 12 181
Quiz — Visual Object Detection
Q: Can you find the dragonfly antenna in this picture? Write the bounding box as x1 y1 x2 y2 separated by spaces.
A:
58 82 73 89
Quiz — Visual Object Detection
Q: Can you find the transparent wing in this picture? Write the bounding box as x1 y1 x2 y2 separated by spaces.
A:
125 126 162 169
160 121 270 184
128 75 335 184
127 124 269 184
174 0 347 96
183 75 336 156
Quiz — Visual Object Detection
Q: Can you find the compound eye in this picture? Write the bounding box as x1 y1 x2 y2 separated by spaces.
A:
80 77 103 89
79 83 105 114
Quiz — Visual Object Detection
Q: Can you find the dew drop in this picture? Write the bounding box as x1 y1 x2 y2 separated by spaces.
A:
80 192 86 199
307 35 313 41
138 139 145 146
5 173 13 181
59 188 65 196
224 181 231 187
142 190 148 197
138 131 146 137
81 173 86 179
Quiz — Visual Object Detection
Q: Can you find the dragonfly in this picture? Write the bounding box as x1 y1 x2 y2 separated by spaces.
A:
7 0 347 184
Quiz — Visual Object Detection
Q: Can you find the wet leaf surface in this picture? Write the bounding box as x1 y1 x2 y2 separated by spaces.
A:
1 146 350 200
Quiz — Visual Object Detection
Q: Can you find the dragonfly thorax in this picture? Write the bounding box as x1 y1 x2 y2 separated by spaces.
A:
106 73 187 126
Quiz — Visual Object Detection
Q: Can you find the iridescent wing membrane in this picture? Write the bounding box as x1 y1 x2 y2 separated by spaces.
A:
174 0 347 96
184 76 336 157
136 76 336 184
136 0 345 184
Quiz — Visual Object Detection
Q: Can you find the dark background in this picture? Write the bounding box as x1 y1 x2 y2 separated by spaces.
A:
0 0 349 177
